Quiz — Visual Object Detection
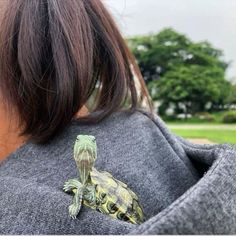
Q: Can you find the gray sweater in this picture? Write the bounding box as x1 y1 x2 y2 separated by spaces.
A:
0 109 236 234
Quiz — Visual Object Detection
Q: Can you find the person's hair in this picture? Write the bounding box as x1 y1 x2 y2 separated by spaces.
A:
0 0 154 143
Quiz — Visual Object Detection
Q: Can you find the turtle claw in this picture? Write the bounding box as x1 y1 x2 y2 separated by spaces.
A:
63 179 81 193
63 183 72 193
69 204 80 219
67 187 83 219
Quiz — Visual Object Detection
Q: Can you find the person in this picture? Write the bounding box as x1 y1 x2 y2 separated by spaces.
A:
0 0 236 235
0 0 152 161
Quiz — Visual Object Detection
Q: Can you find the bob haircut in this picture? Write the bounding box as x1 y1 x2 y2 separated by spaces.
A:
0 0 154 143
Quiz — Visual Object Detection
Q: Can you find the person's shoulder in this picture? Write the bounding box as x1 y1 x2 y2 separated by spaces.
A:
109 108 165 134
103 108 160 129
71 108 161 135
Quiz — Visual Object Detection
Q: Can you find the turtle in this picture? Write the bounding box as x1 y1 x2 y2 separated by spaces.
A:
63 134 145 224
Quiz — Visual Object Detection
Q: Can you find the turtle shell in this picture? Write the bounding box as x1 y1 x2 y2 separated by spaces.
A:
83 168 144 224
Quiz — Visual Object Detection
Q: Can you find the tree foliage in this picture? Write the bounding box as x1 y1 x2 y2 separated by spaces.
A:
128 28 231 114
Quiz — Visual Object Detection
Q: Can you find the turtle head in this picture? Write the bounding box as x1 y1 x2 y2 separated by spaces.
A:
74 135 97 184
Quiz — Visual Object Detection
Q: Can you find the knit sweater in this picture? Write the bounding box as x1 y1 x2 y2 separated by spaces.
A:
0 109 236 234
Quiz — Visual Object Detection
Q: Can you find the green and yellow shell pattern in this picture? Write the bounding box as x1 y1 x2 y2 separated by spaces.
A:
83 168 144 224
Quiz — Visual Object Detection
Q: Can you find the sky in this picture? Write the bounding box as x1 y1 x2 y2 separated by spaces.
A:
104 0 236 80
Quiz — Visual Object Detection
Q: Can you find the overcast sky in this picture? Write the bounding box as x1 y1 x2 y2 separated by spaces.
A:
104 0 236 79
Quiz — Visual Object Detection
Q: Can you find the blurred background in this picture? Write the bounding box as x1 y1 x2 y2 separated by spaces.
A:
105 0 236 145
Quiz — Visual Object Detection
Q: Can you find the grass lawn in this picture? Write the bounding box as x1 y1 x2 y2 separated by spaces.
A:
170 129 236 145
164 111 236 144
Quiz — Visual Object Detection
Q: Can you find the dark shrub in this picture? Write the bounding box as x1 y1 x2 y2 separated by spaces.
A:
222 111 236 123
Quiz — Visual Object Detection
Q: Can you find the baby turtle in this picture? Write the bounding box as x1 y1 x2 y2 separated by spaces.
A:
63 135 144 224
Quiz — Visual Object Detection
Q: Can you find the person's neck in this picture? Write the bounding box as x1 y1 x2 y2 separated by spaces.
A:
0 105 89 162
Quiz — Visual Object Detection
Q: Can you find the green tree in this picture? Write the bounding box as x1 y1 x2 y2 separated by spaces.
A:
149 65 231 115
128 28 229 114
128 28 227 82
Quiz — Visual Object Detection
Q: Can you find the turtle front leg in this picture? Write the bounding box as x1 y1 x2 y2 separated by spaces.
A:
83 185 96 206
63 178 81 193
69 187 83 219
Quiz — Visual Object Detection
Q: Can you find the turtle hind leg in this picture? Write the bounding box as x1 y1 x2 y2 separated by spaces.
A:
63 178 81 193
69 187 83 219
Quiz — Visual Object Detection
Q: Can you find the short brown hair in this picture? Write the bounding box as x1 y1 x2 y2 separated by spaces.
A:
0 0 153 143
